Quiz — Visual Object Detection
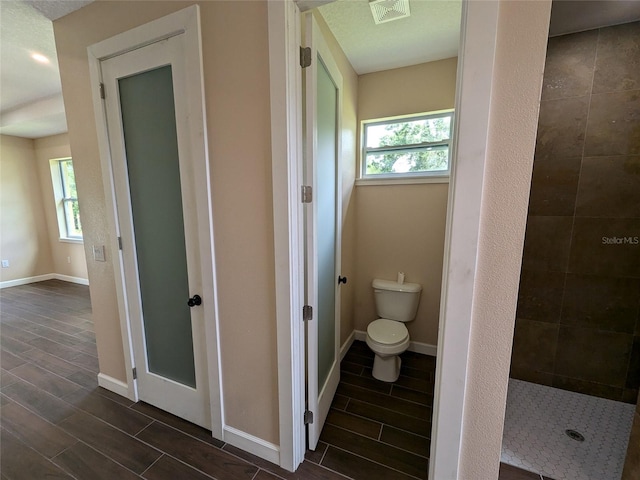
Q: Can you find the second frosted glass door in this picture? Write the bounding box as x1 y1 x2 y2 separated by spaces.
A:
316 58 337 391
304 13 343 451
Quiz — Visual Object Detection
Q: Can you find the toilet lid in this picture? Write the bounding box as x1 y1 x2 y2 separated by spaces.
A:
367 319 408 345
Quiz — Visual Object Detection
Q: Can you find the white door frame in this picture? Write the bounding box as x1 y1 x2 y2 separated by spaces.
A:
268 0 503 474
268 0 306 471
87 5 224 439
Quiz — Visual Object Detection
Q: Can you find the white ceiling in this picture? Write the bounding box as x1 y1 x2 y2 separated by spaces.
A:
0 0 92 138
1 0 639 139
318 0 461 75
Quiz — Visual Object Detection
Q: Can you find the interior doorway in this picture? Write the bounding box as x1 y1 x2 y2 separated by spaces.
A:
269 0 535 476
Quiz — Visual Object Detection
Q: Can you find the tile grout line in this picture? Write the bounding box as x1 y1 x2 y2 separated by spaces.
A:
135 417 268 480
324 443 425 480
10 358 89 396
325 421 430 466
13 346 98 378
127 402 227 451
340 380 433 408
5 315 100 358
2 300 94 331
4 305 93 335
58 438 143 479
1 425 82 480
132 421 232 479
139 452 165 477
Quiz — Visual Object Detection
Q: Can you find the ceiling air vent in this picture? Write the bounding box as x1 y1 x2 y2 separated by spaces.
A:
369 0 411 25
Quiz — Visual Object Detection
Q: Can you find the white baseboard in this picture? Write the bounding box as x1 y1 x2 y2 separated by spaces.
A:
54 274 89 286
0 273 89 289
0 274 54 289
353 330 437 357
97 373 134 400
340 330 355 361
223 425 280 465
408 340 438 357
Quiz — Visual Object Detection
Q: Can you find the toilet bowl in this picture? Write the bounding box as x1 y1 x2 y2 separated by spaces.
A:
366 279 422 382
366 319 410 382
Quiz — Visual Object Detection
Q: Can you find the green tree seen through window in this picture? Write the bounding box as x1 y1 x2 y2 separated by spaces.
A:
59 159 82 237
364 114 452 175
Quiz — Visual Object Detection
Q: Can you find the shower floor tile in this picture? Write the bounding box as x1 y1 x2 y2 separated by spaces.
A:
501 379 635 480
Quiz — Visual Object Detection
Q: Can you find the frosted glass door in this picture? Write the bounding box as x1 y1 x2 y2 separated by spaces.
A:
316 58 337 390
119 66 196 387
305 13 343 451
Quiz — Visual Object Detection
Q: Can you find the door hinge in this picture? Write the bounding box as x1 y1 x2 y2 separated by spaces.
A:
300 46 311 68
117 236 123 250
304 410 314 425
303 305 312 321
132 367 137 380
301 185 312 203
99 83 105 99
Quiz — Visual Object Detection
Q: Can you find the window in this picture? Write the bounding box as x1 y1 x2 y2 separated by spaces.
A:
361 111 454 179
50 158 82 241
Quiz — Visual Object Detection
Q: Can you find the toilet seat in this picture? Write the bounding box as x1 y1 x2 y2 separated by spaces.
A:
367 319 409 346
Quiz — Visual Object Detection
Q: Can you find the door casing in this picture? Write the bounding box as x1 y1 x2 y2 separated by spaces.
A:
87 5 224 439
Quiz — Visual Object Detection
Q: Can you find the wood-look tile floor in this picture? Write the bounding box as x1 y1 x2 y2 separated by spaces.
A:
1 280 546 480
312 340 434 480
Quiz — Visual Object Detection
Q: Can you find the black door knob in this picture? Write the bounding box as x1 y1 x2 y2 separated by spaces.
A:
338 276 347 285
187 294 202 307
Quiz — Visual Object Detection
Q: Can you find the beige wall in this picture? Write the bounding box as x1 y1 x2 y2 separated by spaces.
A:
358 58 458 120
314 13 358 347
34 133 88 281
0 135 53 282
354 59 457 345
355 184 448 345
54 0 278 443
459 1 551 477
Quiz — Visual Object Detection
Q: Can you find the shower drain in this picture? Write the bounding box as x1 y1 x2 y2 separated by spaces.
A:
565 429 585 442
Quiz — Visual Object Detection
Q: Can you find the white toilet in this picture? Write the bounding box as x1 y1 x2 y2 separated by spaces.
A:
366 278 422 382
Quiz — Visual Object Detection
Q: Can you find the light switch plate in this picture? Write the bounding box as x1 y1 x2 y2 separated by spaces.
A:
1 260 9 268
92 245 106 262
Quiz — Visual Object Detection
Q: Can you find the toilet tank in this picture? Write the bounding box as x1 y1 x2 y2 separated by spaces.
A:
373 279 422 322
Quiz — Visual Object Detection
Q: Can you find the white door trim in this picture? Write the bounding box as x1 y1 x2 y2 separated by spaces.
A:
429 1 500 477
269 0 504 475
87 5 224 439
268 0 305 471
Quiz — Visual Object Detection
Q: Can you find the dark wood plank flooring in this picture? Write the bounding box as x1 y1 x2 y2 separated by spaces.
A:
1 280 546 480
311 340 433 479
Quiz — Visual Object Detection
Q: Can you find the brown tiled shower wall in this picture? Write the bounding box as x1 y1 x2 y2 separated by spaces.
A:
510 21 640 404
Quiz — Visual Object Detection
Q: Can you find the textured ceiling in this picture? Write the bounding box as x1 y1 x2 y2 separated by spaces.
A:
0 0 93 138
318 0 462 75
2 0 640 139
24 0 95 21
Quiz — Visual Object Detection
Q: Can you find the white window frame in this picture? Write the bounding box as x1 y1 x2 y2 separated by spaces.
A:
50 157 83 243
359 110 454 184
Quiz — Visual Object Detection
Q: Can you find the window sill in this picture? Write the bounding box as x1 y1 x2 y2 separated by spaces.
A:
59 237 84 245
355 176 450 187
